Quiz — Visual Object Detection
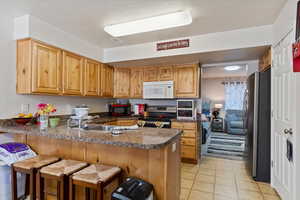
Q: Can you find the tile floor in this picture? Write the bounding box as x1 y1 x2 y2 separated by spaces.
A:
181 156 281 200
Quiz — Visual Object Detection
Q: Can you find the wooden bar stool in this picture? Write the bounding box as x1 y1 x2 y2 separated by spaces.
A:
69 164 122 200
11 155 60 200
37 159 88 200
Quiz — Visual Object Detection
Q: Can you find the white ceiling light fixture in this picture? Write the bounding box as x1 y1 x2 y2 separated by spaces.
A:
224 65 241 71
104 10 192 37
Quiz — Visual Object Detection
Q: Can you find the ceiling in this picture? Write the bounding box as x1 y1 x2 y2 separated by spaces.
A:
4 0 286 48
110 46 269 67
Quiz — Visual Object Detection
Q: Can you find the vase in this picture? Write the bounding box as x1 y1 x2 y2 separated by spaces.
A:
39 114 49 130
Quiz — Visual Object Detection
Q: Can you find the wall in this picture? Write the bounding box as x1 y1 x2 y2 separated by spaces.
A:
202 77 247 107
104 25 273 63
0 14 110 119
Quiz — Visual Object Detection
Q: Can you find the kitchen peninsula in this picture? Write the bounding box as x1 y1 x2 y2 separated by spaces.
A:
0 118 182 200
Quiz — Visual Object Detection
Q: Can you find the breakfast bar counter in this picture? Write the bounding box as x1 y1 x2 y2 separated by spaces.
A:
0 120 182 200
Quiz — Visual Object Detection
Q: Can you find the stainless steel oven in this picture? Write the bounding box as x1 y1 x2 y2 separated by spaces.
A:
177 100 197 120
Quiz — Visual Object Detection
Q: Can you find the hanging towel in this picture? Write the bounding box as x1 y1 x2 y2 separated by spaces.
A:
0 142 36 166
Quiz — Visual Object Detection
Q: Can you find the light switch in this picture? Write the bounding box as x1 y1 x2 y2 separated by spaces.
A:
21 104 29 113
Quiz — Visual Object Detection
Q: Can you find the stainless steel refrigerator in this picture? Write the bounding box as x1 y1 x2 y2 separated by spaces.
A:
245 68 271 182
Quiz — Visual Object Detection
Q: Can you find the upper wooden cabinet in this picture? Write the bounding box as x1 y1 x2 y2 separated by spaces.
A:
101 64 114 97
259 48 272 72
17 38 114 98
17 39 62 94
130 67 144 98
114 67 131 98
84 58 100 96
62 51 84 95
174 64 200 98
143 67 158 82
159 66 173 81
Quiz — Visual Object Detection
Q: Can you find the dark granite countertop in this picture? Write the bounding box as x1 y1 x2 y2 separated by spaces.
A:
0 117 182 150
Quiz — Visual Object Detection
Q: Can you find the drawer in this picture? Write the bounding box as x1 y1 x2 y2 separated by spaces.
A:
171 122 183 129
181 138 196 146
116 120 137 126
182 130 196 138
183 122 197 130
181 145 196 159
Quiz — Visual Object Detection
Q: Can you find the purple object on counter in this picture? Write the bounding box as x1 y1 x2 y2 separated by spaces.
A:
0 142 29 154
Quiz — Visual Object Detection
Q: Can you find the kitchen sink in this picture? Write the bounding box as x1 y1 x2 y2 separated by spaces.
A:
82 124 139 132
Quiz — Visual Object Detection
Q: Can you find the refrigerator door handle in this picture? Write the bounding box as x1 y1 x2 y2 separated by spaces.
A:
252 72 260 178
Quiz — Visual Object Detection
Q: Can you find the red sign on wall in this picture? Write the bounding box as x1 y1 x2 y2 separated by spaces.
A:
293 41 300 72
157 39 189 51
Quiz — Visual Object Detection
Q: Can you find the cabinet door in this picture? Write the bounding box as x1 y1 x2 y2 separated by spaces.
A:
100 64 114 97
84 59 100 96
174 64 199 98
143 67 158 82
62 51 84 95
159 66 173 81
32 41 62 94
114 68 131 98
130 68 144 98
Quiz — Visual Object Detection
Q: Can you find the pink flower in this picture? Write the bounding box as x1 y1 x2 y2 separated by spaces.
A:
37 103 47 109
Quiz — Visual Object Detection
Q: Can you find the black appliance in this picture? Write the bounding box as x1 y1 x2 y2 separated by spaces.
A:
138 106 176 128
245 69 271 182
109 104 131 117
111 177 153 200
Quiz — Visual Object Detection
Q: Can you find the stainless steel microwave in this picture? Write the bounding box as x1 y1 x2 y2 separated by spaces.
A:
176 100 197 120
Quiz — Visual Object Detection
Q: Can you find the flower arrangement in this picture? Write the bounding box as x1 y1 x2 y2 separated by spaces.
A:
37 103 57 115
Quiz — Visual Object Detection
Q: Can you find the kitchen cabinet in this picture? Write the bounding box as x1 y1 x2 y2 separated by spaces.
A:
84 58 100 96
62 51 84 95
130 67 144 98
114 67 131 98
17 39 62 94
143 67 158 82
259 48 272 72
159 66 173 81
172 121 200 164
174 64 200 98
101 64 114 97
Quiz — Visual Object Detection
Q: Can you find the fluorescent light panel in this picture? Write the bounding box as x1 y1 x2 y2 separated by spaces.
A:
224 65 241 71
104 10 192 37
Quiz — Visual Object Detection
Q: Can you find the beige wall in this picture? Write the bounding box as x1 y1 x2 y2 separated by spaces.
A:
0 12 110 119
202 77 247 109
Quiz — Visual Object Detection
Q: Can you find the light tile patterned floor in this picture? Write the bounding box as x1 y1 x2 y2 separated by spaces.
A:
181 157 281 200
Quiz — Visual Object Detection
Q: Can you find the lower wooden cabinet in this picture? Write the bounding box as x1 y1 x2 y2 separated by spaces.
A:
172 121 201 164
103 119 137 126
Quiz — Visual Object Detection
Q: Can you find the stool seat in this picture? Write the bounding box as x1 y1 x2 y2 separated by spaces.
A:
72 164 121 184
13 155 59 170
40 159 87 177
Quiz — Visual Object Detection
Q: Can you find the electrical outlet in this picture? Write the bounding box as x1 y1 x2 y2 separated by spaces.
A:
172 143 177 152
21 104 29 113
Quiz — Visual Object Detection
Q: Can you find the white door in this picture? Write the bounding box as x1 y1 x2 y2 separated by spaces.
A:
271 30 295 200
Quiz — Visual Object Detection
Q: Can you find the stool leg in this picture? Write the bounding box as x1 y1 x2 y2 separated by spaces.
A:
25 174 30 197
85 188 90 200
69 176 74 200
30 169 36 200
59 176 65 200
96 183 103 200
37 172 44 200
11 167 18 200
